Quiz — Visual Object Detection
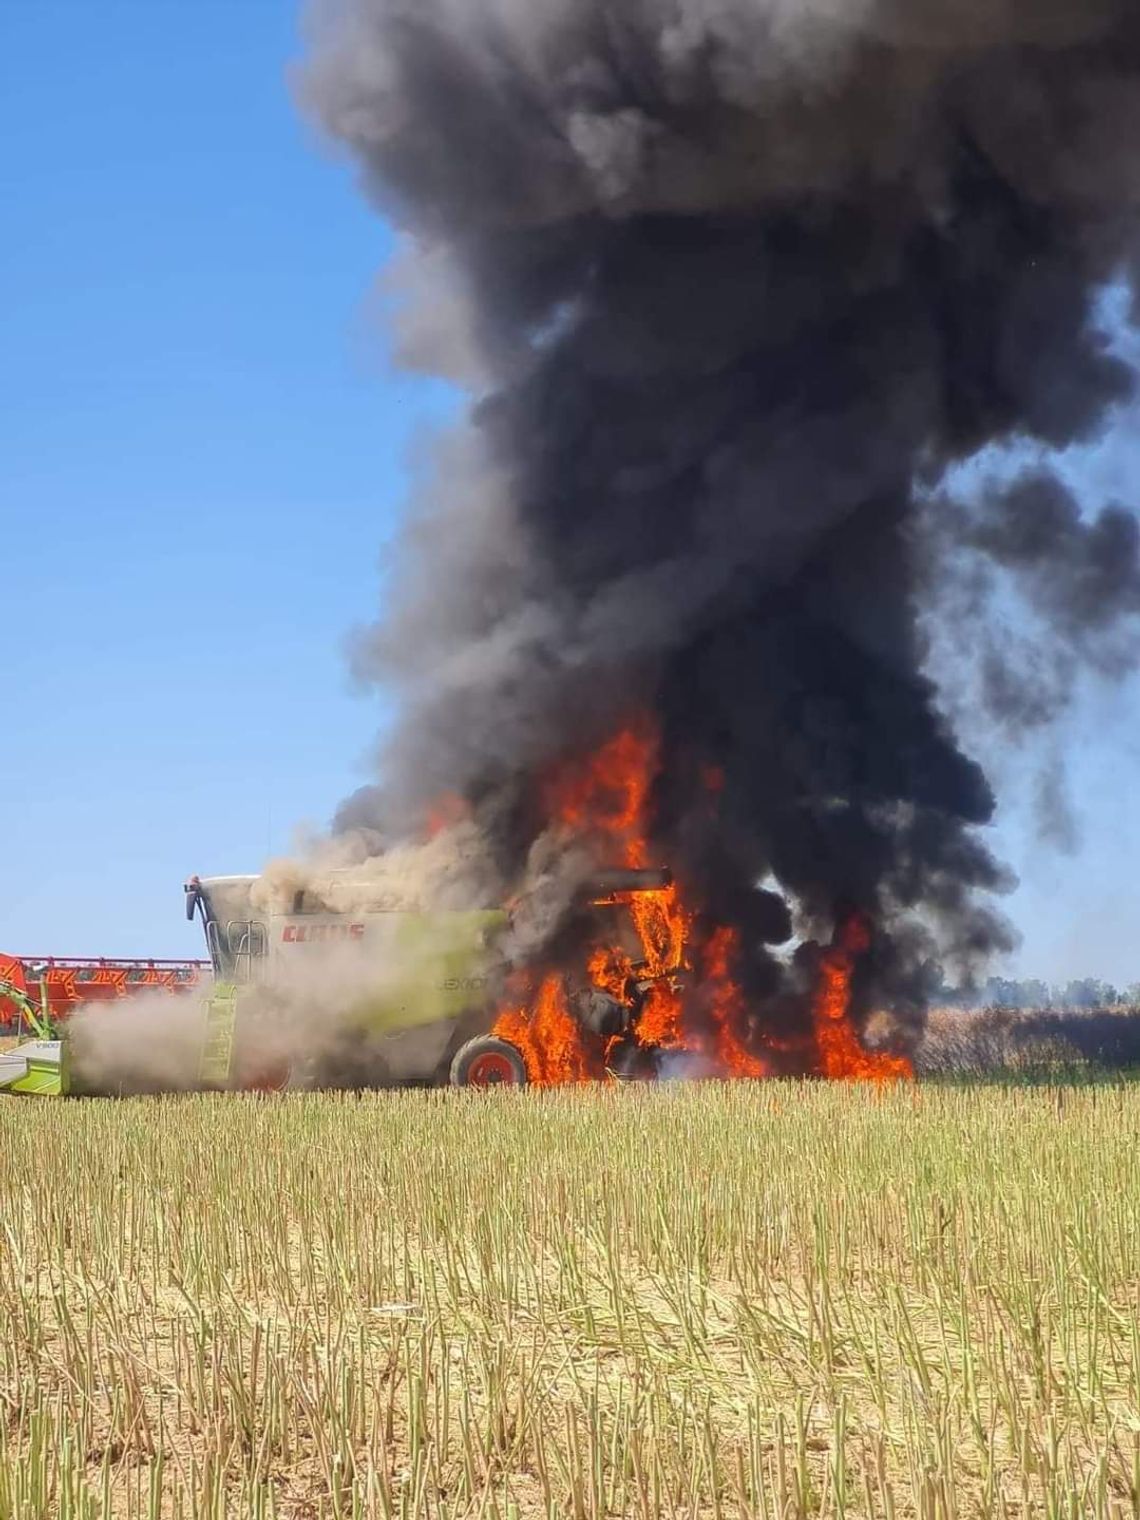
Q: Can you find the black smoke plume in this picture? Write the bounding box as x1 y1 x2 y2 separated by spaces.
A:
299 0 1140 1048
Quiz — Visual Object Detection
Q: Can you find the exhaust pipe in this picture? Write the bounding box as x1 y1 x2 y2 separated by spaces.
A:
582 867 672 899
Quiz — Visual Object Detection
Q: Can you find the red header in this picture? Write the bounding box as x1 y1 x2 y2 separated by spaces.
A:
0 955 210 1028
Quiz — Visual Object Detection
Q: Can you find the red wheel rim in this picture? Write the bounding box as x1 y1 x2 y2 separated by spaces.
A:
466 1051 518 1086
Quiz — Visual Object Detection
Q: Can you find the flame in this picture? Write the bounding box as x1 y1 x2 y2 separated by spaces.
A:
700 926 769 1079
701 763 725 795
812 916 913 1082
493 721 690 1082
491 717 910 1085
493 974 602 1087
634 980 683 1047
424 793 468 840
540 719 657 863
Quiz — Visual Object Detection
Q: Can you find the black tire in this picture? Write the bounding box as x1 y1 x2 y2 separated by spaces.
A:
449 1035 528 1089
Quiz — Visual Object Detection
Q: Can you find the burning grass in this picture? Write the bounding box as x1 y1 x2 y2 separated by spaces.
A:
4 1082 1140 1516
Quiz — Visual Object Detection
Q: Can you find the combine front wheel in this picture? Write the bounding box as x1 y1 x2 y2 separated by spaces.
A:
450 1036 528 1089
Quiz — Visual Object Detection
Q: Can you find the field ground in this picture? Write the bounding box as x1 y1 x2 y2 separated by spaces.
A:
3 1082 1140 1518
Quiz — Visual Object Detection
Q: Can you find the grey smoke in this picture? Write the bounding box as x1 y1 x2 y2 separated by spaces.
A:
924 467 1140 734
298 0 1140 1047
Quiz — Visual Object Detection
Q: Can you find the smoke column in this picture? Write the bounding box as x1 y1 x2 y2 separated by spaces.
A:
298 0 1140 1044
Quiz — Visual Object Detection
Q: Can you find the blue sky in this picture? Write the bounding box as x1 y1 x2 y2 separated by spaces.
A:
3 0 1139 984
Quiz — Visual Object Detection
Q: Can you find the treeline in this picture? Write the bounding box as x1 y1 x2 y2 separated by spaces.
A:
935 978 1140 1011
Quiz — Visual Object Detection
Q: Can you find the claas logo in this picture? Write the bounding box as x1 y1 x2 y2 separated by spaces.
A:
281 924 365 943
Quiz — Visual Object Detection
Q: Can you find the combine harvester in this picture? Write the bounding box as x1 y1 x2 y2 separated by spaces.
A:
1 867 672 1095
0 954 209 1095
184 866 673 1091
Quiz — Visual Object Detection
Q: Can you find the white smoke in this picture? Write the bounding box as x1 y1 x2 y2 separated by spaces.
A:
67 905 507 1094
251 816 504 915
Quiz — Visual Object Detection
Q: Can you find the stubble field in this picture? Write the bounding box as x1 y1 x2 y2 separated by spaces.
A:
2 1080 1140 1518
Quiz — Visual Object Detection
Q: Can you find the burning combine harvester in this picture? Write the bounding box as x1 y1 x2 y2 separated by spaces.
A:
2 722 910 1098
175 720 910 1094
182 862 683 1092
184 720 911 1094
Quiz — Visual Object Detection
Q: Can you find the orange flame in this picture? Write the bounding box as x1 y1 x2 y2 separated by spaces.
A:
492 717 911 1085
635 979 684 1047
493 974 602 1087
812 916 913 1082
541 720 658 864
700 926 769 1079
424 793 468 840
493 721 688 1082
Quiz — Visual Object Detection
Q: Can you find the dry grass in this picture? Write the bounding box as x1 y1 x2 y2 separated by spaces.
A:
2 1082 1140 1517
920 1007 1140 1079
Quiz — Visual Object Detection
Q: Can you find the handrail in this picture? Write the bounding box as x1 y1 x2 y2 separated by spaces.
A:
10 957 211 971
0 977 55 1041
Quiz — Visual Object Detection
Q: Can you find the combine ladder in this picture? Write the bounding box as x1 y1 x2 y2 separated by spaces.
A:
199 984 238 1087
